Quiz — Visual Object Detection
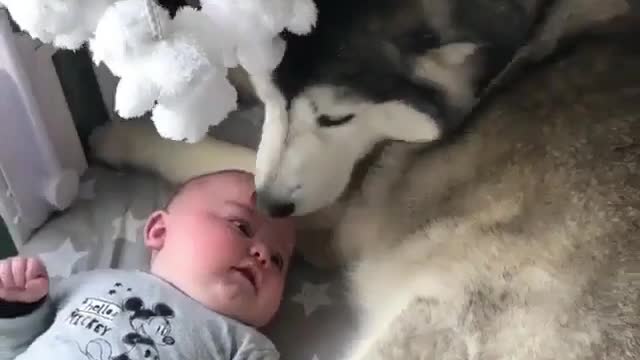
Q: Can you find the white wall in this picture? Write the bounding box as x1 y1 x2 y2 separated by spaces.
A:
0 12 86 248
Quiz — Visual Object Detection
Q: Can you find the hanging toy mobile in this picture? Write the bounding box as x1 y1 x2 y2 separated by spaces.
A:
0 0 318 143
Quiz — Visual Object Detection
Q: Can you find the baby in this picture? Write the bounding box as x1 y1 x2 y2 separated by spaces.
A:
0 170 295 360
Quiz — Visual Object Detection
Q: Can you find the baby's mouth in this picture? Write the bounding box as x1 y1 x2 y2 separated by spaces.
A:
232 267 257 291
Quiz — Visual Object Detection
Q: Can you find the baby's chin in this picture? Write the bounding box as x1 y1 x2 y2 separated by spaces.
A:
199 280 262 322
213 278 255 302
206 283 282 328
149 265 273 325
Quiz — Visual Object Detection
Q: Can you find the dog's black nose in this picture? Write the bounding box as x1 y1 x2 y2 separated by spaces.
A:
255 192 295 218
269 202 295 218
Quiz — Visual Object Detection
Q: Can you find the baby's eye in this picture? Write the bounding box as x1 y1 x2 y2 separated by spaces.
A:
271 254 284 271
230 219 253 237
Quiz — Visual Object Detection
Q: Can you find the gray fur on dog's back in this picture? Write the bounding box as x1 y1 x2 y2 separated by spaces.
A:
316 36 640 359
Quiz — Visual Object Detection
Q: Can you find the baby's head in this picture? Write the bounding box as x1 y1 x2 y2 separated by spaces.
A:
144 170 295 328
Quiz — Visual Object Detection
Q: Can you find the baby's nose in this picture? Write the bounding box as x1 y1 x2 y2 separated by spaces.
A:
250 243 272 268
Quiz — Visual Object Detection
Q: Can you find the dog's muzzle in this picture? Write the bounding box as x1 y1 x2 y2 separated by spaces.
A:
255 191 295 218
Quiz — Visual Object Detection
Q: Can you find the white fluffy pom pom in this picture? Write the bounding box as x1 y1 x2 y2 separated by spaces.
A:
287 0 318 35
2 0 114 50
236 36 287 76
153 71 238 143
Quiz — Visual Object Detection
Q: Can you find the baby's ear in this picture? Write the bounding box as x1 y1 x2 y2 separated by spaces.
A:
144 211 169 251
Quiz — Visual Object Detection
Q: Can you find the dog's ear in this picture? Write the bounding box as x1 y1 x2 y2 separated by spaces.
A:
364 101 442 143
411 42 482 110
363 42 483 143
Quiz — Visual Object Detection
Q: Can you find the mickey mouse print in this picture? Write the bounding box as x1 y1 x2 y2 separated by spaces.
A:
73 282 177 360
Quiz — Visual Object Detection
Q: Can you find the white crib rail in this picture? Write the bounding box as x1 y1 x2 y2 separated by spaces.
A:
0 11 87 250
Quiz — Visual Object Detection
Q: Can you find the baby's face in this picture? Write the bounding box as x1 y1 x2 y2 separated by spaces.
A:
145 172 295 328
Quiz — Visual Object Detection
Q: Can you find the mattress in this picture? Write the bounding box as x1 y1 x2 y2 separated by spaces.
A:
19 166 357 360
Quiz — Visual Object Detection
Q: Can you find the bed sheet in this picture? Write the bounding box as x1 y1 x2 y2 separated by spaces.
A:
20 166 357 360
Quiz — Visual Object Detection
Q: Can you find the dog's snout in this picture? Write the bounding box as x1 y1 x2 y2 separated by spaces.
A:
255 191 295 218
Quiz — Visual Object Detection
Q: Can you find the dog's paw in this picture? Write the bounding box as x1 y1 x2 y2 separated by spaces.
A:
89 121 132 167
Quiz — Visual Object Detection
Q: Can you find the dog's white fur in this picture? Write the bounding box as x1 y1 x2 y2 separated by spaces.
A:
92 37 640 359
266 84 444 215
247 72 289 189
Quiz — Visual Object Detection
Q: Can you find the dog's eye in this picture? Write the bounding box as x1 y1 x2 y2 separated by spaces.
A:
230 219 253 237
317 114 355 127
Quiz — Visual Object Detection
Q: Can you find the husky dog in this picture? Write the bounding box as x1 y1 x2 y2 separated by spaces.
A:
248 0 632 218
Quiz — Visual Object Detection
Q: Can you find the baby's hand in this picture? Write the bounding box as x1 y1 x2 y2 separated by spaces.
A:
0 257 49 303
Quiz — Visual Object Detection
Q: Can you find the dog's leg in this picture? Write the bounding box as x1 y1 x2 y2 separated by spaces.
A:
89 120 256 184
346 297 469 360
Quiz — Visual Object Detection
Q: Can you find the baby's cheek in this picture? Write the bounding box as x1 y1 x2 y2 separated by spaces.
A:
183 218 226 245
200 228 247 259
267 273 286 300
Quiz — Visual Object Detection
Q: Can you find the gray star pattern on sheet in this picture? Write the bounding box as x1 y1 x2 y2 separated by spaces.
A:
110 210 146 243
291 281 332 316
37 238 88 278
